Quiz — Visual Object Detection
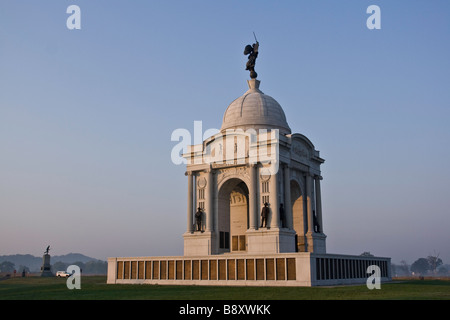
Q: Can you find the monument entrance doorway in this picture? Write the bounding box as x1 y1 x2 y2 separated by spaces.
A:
218 178 249 253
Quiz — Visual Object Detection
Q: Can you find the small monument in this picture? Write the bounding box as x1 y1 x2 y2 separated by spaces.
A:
40 245 53 277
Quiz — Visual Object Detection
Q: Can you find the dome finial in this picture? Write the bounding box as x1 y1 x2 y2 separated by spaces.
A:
247 79 261 92
244 33 259 79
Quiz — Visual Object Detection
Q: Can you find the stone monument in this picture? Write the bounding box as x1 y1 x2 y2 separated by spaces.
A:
40 245 53 277
107 38 391 286
182 40 327 255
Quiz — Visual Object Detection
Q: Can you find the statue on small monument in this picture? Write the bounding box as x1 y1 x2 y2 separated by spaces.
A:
40 245 53 277
195 207 203 232
244 32 259 79
260 202 269 228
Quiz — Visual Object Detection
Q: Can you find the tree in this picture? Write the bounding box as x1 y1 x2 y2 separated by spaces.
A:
438 266 448 276
84 260 107 274
0 261 15 273
360 252 374 257
427 253 443 275
411 258 430 276
399 260 410 275
17 265 30 274
52 261 68 272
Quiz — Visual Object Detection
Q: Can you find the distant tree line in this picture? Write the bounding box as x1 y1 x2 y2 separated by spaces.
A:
0 262 31 275
391 253 448 277
0 260 107 275
0 261 16 273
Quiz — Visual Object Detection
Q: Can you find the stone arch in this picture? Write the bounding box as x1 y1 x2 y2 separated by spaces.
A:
291 179 307 252
217 177 249 253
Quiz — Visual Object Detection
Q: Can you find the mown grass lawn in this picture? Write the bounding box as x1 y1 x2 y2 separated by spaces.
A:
0 276 449 300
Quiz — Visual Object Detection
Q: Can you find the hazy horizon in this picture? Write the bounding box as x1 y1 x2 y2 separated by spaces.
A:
1 1 449 266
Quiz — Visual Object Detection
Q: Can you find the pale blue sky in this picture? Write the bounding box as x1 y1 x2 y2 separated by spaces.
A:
0 1 449 264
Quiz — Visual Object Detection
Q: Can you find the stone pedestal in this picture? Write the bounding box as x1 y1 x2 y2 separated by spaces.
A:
306 232 327 253
183 231 216 256
40 254 53 277
246 228 296 254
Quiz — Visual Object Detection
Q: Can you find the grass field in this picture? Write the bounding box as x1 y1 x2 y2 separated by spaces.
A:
1 276 449 300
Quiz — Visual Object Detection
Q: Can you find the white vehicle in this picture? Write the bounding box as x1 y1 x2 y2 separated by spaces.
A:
56 271 71 278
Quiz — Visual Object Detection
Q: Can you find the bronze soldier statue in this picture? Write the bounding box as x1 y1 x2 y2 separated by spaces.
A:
195 207 203 232
260 202 269 228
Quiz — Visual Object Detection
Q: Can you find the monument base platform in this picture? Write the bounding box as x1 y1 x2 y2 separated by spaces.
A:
107 252 391 287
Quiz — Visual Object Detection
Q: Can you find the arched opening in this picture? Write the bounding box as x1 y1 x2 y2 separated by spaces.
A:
291 180 307 252
218 178 249 253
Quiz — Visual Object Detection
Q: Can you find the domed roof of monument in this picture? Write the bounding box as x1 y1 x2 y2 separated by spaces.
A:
221 79 291 135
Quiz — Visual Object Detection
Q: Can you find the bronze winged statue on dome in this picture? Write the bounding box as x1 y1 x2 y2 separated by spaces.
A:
244 32 259 79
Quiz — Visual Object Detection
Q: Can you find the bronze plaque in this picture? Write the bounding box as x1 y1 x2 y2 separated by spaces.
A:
152 261 159 279
218 260 226 280
131 261 137 279
138 261 145 279
256 259 264 280
145 261 152 279
184 260 191 280
227 259 236 280
266 259 275 280
237 259 245 280
232 236 238 251
160 261 167 279
168 261 174 279
287 258 296 280
276 258 285 280
209 260 217 280
117 261 123 279
246 259 255 280
123 261 130 279
193 260 200 280
239 235 246 251
176 260 182 280
201 260 209 280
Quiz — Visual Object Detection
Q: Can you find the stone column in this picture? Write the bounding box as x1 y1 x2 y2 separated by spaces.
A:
283 164 292 229
248 164 258 230
205 169 214 232
186 172 194 233
255 164 261 229
305 173 314 234
214 173 219 253
270 171 280 228
315 176 323 233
